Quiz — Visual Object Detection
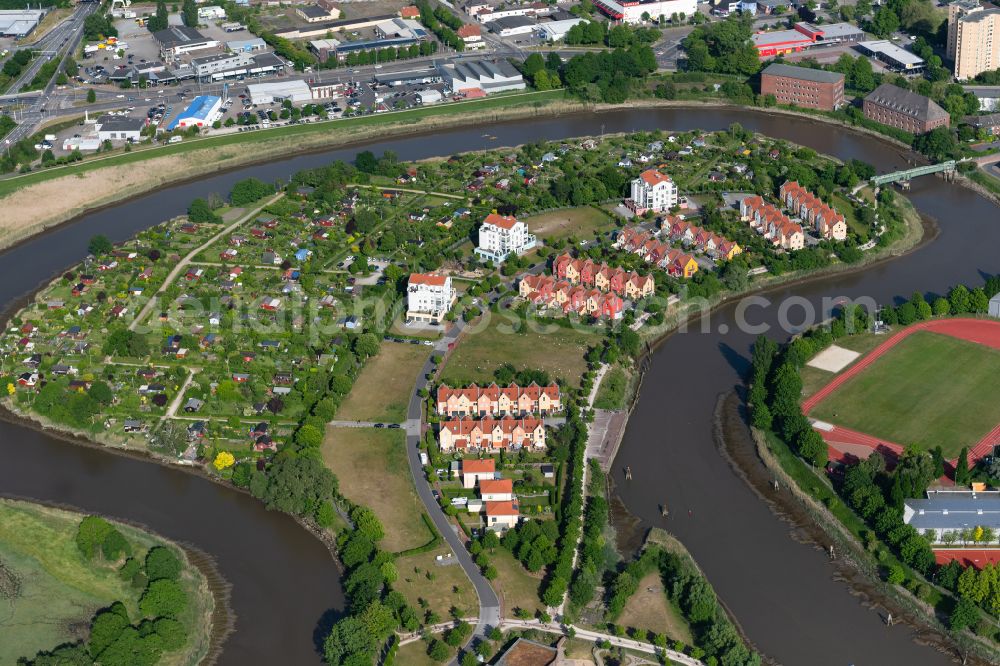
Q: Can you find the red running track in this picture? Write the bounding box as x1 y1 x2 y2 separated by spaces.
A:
934 549 1000 569
805 318 1000 465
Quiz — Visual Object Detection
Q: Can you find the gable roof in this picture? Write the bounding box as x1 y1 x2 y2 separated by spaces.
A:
638 169 671 186
865 83 949 123
762 62 844 84
463 459 496 474
410 272 449 287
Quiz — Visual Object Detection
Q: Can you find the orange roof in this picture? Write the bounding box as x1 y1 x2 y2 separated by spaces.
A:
483 212 519 230
639 169 671 186
410 272 448 287
479 478 513 494
485 500 519 516
457 24 481 37
463 88 487 99
400 5 420 16
463 459 496 474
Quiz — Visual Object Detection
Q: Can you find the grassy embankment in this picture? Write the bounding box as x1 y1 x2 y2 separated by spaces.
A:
0 499 213 666
334 342 429 424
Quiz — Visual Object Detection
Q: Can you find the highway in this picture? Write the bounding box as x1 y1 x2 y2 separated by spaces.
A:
1 2 97 147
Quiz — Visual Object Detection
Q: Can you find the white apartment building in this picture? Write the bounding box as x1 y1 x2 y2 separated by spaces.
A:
629 169 678 214
474 213 537 263
406 273 456 324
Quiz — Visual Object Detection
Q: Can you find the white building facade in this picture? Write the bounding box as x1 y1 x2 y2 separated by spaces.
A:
474 213 537 263
629 169 678 214
406 273 456 324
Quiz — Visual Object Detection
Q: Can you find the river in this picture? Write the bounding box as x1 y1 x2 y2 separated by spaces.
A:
0 108 991 665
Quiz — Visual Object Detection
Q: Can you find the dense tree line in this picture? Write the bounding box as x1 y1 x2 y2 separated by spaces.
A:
187 198 223 224
229 177 277 206
681 17 760 76
146 0 169 33
83 12 117 41
414 0 465 51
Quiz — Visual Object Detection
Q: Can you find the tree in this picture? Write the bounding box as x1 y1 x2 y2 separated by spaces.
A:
77 515 114 559
229 178 275 205
139 578 187 618
955 447 970 486
89 608 130 658
869 6 900 37
87 88 97 103
324 616 376 664
295 424 324 448
950 596 979 631
213 451 235 471
88 234 113 256
351 505 385 543
145 546 182 581
427 639 450 662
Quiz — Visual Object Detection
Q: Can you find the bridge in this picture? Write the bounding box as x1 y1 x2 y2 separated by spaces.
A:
870 160 957 187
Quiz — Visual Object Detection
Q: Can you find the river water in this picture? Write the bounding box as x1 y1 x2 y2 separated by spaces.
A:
0 108 991 665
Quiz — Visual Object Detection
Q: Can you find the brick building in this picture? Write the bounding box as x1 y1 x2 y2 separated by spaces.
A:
863 84 950 134
760 63 845 111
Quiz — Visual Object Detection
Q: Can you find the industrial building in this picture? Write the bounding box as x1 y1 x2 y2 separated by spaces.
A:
752 21 865 57
0 9 44 37
855 40 925 72
154 26 219 58
167 95 223 130
760 63 845 110
226 37 267 53
246 80 314 105
97 115 146 142
946 0 1000 80
438 59 525 94
297 4 340 22
863 84 949 134
591 0 697 24
486 15 536 37
197 5 226 19
536 18 587 42
273 13 396 40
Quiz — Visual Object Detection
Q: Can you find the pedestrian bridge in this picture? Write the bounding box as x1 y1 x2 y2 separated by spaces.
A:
870 160 957 187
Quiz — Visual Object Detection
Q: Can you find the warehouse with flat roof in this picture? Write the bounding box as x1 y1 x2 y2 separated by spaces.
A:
167 95 222 130
0 9 44 37
247 80 313 105
856 40 925 72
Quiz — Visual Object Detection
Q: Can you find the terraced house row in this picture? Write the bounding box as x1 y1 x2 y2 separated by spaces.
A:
612 229 700 278
660 218 743 261
517 275 626 320
436 382 562 417
779 181 848 241
551 253 656 297
738 196 806 251
438 417 547 451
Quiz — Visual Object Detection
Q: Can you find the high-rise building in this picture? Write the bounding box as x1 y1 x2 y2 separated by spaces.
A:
947 0 1000 80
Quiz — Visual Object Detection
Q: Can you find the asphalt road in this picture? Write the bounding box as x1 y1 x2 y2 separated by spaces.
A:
401 322 503 642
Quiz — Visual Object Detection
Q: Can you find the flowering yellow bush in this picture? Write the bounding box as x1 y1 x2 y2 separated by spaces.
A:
213 451 235 471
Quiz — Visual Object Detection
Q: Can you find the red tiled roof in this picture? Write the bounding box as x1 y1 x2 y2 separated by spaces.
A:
457 24 481 37
479 478 513 494
485 500 519 516
410 272 448 287
639 169 671 186
463 459 496 474
483 212 519 230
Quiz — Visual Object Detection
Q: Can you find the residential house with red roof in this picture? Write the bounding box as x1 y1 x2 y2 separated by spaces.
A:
779 181 848 241
739 196 805 251
437 382 561 417
440 417 547 453
475 213 537 263
461 458 496 488
627 169 678 214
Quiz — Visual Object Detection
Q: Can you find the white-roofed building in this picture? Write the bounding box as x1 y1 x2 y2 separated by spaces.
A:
247 79 313 104
437 58 525 94
406 273 456 323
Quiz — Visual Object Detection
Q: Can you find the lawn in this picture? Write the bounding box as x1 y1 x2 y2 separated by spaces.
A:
392 549 478 622
489 549 544 617
810 331 1000 456
616 572 693 644
441 317 597 388
829 192 865 237
0 500 211 666
321 427 433 553
523 206 615 243
800 332 888 399
395 633 448 666
335 342 429 423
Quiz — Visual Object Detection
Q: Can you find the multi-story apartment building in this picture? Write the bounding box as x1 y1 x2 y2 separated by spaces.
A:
628 169 678 214
474 213 537 263
948 0 1000 80
436 382 562 417
760 62 845 110
406 273 456 324
863 84 950 134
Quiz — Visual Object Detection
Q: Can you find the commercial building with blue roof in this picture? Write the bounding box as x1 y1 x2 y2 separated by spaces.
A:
167 95 223 131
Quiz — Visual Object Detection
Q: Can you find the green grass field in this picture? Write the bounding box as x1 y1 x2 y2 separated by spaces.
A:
321 427 433 553
441 316 597 388
334 343 428 423
0 500 211 665
811 331 1000 456
523 206 616 243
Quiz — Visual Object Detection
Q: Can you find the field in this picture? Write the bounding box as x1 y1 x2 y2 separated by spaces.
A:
489 549 544 617
523 206 615 243
391 549 478 622
334 343 428 423
615 573 693 644
0 500 211 665
395 633 447 666
810 331 1000 456
441 317 597 388
321 427 433 553
799 331 887 399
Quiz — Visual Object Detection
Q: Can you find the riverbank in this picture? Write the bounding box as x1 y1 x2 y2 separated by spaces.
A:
0 95 935 257
714 392 998 666
0 497 220 665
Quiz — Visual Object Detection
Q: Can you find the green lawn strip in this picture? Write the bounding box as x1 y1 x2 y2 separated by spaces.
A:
810 331 1000 456
0 89 568 198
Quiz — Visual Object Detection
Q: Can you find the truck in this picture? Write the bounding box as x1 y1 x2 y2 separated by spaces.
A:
168 135 183 144
420 452 429 465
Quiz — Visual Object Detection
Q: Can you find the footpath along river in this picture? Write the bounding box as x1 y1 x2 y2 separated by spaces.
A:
0 107 992 664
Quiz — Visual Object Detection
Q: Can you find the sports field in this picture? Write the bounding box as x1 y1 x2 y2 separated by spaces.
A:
810 330 1000 457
